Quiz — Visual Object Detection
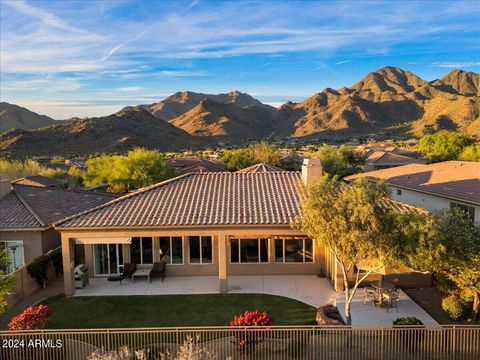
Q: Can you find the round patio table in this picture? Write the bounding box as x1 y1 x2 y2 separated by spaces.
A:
371 281 395 291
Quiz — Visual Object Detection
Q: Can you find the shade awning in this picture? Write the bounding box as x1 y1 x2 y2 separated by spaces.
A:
75 237 132 245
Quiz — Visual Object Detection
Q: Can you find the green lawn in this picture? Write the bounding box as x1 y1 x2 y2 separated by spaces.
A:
43 294 317 328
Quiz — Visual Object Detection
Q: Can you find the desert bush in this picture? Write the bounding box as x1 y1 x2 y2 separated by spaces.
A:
8 304 53 330
393 317 424 326
86 346 132 360
230 310 273 348
222 142 282 171
48 248 63 275
27 255 51 287
442 294 465 320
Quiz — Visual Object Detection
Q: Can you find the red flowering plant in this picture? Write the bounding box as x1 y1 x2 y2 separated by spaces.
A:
8 304 53 330
229 310 273 349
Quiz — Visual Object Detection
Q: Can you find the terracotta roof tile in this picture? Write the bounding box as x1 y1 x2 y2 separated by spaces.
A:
236 163 285 173
0 184 117 230
346 161 480 205
57 172 302 228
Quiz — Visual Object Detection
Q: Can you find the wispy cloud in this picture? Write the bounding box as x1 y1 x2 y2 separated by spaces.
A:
431 61 480 68
335 60 351 65
101 30 146 62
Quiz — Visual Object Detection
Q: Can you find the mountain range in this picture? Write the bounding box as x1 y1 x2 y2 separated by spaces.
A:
1 67 479 157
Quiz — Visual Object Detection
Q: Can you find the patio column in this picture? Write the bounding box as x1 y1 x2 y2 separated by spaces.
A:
122 244 131 263
218 233 228 293
153 237 160 263
334 257 345 292
61 234 75 297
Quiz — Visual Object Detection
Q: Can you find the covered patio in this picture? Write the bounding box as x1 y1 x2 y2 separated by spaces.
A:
75 275 337 308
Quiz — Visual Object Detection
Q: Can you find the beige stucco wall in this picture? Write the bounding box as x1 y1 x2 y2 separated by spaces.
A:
389 186 480 224
62 227 321 278
0 230 43 265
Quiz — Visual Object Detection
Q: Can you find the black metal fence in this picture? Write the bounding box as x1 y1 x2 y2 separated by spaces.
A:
1 325 479 360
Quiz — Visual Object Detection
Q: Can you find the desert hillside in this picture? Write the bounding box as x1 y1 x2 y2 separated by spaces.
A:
0 102 56 132
1 67 478 157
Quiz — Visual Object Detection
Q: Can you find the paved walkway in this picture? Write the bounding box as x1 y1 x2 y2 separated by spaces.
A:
75 275 337 307
0 276 64 330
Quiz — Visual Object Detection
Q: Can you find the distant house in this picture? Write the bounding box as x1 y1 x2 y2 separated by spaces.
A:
364 151 426 171
346 161 480 224
12 175 60 188
168 157 227 176
0 180 116 274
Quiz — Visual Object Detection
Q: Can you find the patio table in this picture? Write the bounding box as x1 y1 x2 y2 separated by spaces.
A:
371 281 395 307
132 268 152 283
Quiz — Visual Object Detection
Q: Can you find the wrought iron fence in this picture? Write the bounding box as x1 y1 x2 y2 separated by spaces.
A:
1 325 479 360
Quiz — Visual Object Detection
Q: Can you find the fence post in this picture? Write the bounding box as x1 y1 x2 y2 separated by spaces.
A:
381 326 384 359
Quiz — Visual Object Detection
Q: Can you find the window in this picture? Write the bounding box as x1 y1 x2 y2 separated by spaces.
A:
230 238 268 263
275 238 313 263
0 241 25 274
159 237 183 264
451 202 475 223
130 237 153 264
189 236 212 264
396 189 402 196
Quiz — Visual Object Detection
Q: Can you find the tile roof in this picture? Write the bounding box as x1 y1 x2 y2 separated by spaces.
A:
236 163 285 173
56 171 419 229
0 184 117 230
56 172 302 228
366 151 425 165
346 161 480 205
168 157 227 176
13 175 59 188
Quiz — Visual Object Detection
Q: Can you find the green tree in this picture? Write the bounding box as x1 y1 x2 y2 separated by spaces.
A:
418 132 474 162
296 177 413 324
405 209 480 322
0 249 15 313
0 159 45 180
459 144 480 162
313 145 365 177
222 142 282 171
83 148 174 193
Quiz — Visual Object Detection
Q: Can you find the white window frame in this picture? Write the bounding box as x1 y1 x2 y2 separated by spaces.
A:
0 240 25 274
274 238 314 264
450 202 476 222
93 243 123 276
229 238 269 264
159 236 184 265
188 236 213 265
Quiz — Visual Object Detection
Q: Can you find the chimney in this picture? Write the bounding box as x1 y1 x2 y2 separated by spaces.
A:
301 158 322 184
0 179 12 198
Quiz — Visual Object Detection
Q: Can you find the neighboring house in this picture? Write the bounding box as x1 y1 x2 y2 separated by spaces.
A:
364 151 426 171
12 175 60 188
55 160 427 296
346 161 480 224
168 157 227 176
0 179 117 274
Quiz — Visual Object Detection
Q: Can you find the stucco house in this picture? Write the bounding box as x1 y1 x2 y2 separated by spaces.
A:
346 161 480 224
55 159 429 296
0 179 116 274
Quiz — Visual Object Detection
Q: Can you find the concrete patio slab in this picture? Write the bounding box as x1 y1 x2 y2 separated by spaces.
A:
336 289 438 327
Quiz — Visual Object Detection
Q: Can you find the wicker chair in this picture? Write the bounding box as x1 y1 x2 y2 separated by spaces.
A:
122 263 136 280
152 262 166 282
363 286 377 305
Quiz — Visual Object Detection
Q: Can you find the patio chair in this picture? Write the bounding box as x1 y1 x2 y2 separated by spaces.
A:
152 261 166 282
386 289 400 312
363 286 377 305
122 263 136 281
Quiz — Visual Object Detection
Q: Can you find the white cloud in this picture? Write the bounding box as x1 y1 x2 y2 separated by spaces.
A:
115 86 143 92
432 62 480 68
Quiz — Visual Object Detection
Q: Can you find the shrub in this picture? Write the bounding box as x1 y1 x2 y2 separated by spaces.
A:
48 248 63 275
230 310 273 348
8 304 53 330
393 317 424 326
27 255 51 287
442 294 465 320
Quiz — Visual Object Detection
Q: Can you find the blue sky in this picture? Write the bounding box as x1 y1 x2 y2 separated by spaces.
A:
1 0 479 119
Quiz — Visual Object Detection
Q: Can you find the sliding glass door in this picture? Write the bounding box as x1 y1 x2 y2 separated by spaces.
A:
94 244 123 275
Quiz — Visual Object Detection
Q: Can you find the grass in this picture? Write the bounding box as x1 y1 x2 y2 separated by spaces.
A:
43 294 317 328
